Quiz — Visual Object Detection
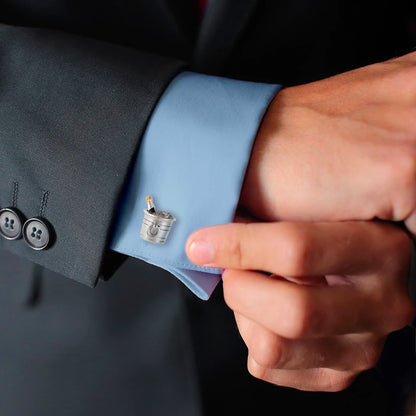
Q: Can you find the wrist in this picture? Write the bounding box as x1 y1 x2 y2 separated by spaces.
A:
239 90 285 221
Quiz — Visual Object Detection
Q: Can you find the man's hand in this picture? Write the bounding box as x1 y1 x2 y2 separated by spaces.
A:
186 221 414 391
241 52 416 233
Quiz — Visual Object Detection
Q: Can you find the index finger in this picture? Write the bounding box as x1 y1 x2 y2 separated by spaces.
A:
186 221 410 277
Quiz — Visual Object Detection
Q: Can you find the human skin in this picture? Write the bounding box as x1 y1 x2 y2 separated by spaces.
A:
186 52 416 391
186 221 414 391
240 51 416 232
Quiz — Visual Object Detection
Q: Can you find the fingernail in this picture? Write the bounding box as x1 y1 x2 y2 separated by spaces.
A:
188 240 215 266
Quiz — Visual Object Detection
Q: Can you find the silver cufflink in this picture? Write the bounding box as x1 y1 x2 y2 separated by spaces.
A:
140 196 176 244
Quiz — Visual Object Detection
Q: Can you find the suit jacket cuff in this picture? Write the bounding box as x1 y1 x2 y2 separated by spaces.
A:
0 24 184 287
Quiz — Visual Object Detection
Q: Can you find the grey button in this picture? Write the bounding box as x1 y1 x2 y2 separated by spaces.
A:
0 208 24 240
23 217 52 250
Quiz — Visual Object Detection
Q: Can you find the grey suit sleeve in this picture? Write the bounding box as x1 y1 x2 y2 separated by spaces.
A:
0 24 185 287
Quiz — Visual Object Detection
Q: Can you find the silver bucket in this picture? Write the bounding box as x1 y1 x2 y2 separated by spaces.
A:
140 209 176 244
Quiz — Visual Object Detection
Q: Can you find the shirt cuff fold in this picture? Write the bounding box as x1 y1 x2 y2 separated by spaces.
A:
110 71 281 300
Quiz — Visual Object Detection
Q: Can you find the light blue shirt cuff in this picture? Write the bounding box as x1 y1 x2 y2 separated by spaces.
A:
110 71 281 300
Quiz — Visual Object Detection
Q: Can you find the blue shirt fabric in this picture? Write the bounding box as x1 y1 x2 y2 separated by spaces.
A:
110 72 281 300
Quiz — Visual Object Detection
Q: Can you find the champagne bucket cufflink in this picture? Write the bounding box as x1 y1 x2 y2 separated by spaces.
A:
140 196 176 244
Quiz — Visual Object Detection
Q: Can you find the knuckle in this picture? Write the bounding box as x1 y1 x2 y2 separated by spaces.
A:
247 356 266 381
283 290 314 339
226 233 245 269
250 336 284 369
381 289 415 331
280 225 312 276
356 341 384 371
360 354 380 371
226 223 254 270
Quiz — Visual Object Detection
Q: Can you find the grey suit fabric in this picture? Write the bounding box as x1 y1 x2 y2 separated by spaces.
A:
0 1 415 415
0 25 183 287
1 252 412 416
0 251 203 416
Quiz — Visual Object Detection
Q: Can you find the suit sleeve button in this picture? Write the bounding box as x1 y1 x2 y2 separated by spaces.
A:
23 217 53 250
0 208 24 240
